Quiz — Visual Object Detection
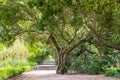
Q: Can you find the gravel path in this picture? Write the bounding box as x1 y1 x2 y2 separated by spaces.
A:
9 70 120 80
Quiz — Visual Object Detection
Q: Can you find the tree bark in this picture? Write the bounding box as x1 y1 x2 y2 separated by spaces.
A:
56 53 67 74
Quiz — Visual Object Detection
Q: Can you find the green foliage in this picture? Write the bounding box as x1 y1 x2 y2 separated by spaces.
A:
88 59 103 74
0 59 31 67
66 56 83 73
0 66 31 80
28 43 50 64
67 52 120 75
0 43 5 52
0 0 120 50
68 54 103 74
104 67 120 78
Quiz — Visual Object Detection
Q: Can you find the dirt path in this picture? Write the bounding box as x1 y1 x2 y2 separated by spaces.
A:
9 70 120 80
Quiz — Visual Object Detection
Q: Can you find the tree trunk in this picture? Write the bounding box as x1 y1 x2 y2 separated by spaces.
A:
56 53 67 74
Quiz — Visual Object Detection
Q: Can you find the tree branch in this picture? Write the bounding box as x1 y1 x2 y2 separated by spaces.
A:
49 34 61 53
64 38 87 57
61 26 70 43
57 26 70 43
72 48 95 57
68 29 78 45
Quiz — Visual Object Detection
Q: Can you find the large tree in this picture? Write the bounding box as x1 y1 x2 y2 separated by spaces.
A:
0 0 120 74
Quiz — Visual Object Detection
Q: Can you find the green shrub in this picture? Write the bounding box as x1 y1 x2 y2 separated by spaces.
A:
67 53 103 74
88 60 103 74
105 67 120 78
67 52 120 75
0 66 31 80
0 67 16 80
67 56 83 73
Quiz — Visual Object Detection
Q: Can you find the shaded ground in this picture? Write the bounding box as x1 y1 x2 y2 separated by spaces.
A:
9 70 120 80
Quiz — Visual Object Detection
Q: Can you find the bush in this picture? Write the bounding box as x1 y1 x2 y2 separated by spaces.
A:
67 52 120 75
105 67 120 78
88 60 103 74
0 58 33 80
67 53 103 74
67 56 83 73
0 66 31 80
